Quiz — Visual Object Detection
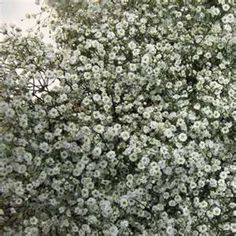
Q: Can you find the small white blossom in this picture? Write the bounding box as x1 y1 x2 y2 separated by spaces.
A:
120 131 130 141
94 124 105 134
178 133 187 142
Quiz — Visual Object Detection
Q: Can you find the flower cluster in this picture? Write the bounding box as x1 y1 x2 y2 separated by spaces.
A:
0 0 235 235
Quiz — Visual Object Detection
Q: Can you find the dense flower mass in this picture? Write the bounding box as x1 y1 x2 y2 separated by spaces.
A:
0 0 236 235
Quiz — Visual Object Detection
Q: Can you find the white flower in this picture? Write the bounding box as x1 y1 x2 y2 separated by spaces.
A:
222 14 235 23
106 150 116 159
94 124 105 134
39 142 49 152
129 63 137 72
222 4 230 11
72 168 83 177
143 111 151 119
49 108 59 118
115 66 123 74
141 156 150 166
178 133 187 142
72 225 79 232
212 207 221 216
120 220 129 228
120 131 130 141
120 198 129 208
107 31 115 40
149 121 158 130
5 108 15 118
231 223 236 233
164 129 174 138
146 44 156 54
221 126 229 134
92 146 102 157
176 156 185 165
17 164 27 174
29 216 38 225
231 179 236 189
141 54 150 66
128 41 136 50
166 225 175 235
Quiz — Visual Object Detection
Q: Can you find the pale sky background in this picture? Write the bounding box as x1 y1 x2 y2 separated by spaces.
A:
0 0 54 44
0 0 41 28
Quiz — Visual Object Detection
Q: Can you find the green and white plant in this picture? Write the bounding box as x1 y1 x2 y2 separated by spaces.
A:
0 0 235 235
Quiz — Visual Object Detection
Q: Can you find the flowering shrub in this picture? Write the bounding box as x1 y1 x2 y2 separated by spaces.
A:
0 0 236 235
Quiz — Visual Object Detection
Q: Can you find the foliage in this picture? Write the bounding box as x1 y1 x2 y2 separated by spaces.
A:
0 0 236 235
